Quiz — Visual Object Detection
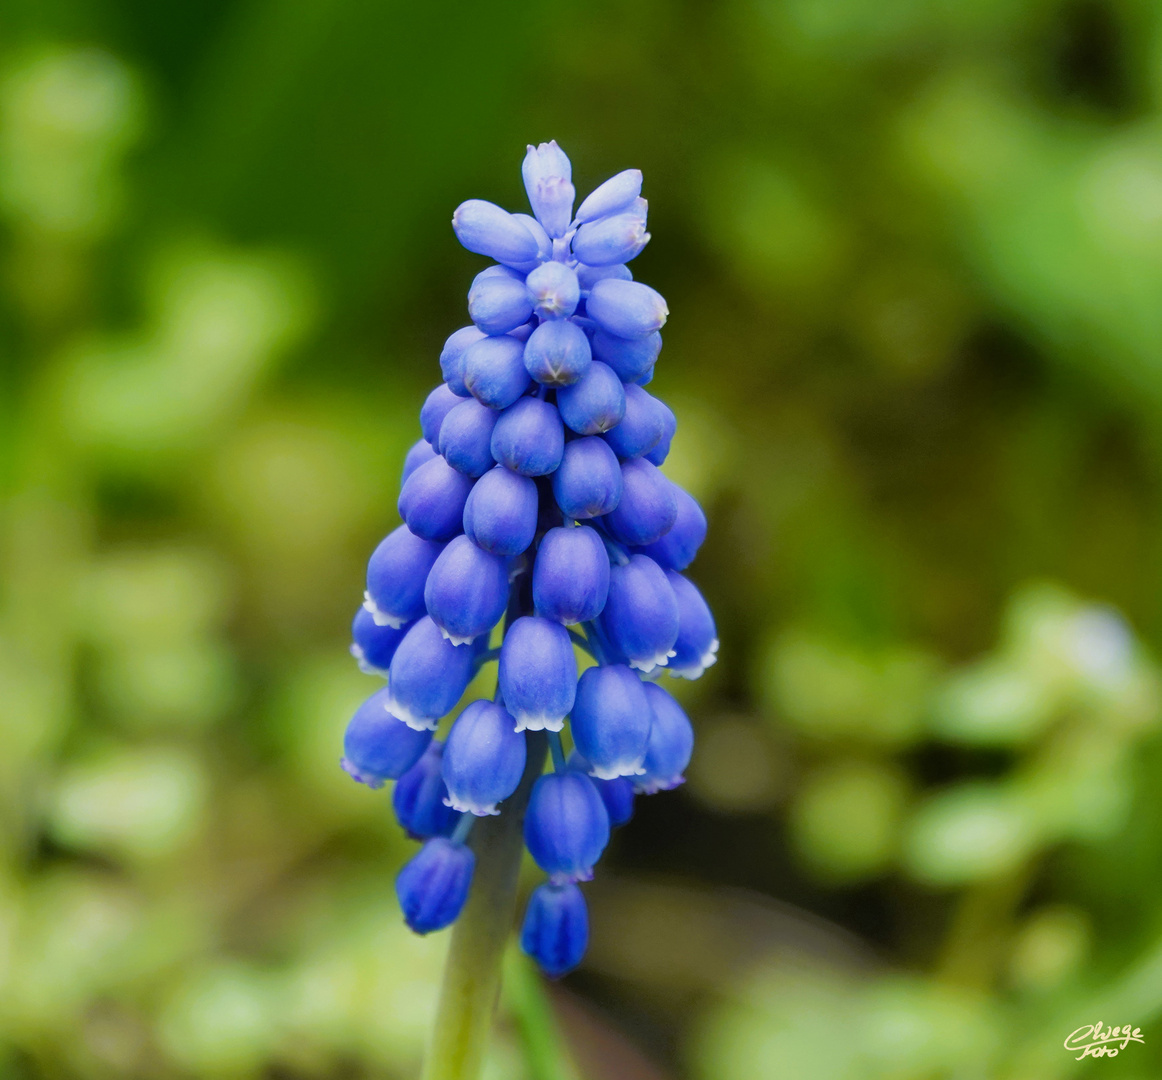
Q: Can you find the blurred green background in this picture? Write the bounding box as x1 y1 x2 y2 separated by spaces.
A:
3 0 1162 1077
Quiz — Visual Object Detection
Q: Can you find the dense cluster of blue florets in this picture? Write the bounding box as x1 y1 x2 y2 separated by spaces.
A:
343 142 716 978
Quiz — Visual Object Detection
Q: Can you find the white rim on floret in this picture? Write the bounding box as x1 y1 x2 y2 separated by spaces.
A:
383 692 439 733
443 793 501 816
628 647 677 674
437 625 477 648
634 773 685 796
512 710 566 733
363 591 407 629
667 638 720 681
587 757 646 781
349 643 389 678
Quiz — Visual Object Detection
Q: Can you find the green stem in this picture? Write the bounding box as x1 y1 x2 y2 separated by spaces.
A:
421 729 547 1080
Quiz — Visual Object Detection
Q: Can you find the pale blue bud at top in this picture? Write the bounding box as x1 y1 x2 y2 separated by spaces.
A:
574 169 643 225
351 606 411 675
604 384 667 460
638 484 706 570
531 176 576 239
438 398 499 477
532 525 610 624
557 361 626 435
341 686 432 787
453 199 541 266
424 535 509 645
398 455 474 542
393 741 461 840
420 383 463 445
526 261 580 320
462 334 531 409
586 279 668 340
512 213 553 263
365 523 444 627
463 465 539 556
396 837 475 934
442 699 527 815
605 458 678 547
571 212 650 266
440 325 486 396
665 571 719 679
521 882 588 978
591 329 661 385
491 397 565 476
523 141 574 238
523 771 610 883
571 664 651 779
402 437 439 485
638 683 694 794
643 399 676 466
498 616 577 732
576 263 632 291
523 139 572 187
387 616 477 730
468 268 535 335
523 319 592 387
600 554 679 673
552 437 623 519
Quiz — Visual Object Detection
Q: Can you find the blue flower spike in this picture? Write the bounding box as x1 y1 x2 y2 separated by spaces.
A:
343 142 715 974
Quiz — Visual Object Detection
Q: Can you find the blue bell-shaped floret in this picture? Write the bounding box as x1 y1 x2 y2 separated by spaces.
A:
570 663 651 779
341 686 432 787
552 437 622 520
462 465 539 557
452 199 541 266
532 525 610 625
574 169 642 224
393 740 462 839
557 361 626 436
491 397 565 476
604 385 667 460
396 837 475 934
387 616 477 730
398 456 474 542
523 319 592 387
665 571 719 679
498 616 577 732
604 458 678 547
462 335 531 410
526 261 580 320
599 554 679 673
442 699 528 816
350 606 411 675
424 535 509 645
438 398 499 478
585 279 667 339
637 682 694 794
638 484 706 571
365 524 444 628
520 882 589 978
402 437 439 485
523 771 610 883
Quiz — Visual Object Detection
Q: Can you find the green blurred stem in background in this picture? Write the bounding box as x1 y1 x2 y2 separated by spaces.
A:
422 731 548 1080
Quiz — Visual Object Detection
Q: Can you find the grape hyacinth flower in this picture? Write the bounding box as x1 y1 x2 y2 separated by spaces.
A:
339 143 717 1051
